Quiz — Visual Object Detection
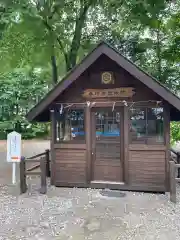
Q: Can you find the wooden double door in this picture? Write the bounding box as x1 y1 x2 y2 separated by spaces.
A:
91 107 124 183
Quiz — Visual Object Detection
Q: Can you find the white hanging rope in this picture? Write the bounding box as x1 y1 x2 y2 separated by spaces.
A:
87 101 91 107
59 104 63 114
112 102 116 112
123 100 128 107
64 103 74 109
129 102 135 110
54 100 162 110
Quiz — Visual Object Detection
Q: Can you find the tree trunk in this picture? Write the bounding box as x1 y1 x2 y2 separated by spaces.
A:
67 4 90 71
156 21 162 82
43 19 58 85
50 24 58 85
51 53 58 85
156 31 161 81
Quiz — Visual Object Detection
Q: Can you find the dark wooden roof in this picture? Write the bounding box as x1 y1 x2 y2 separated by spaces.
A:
27 41 180 122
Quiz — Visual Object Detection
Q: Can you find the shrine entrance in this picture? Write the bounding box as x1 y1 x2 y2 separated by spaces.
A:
91 107 124 183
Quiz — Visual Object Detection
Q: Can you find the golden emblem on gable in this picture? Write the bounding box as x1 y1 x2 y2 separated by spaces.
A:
101 72 114 84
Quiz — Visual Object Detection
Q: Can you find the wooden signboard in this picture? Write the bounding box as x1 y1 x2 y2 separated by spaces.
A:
82 88 135 98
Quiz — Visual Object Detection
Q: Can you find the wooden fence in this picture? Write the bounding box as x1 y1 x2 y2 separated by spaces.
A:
19 149 50 194
169 148 180 203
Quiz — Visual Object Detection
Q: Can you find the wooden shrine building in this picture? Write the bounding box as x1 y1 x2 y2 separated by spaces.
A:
27 41 180 192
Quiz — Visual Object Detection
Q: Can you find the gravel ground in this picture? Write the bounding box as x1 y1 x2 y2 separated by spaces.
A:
1 141 180 239
0 177 180 240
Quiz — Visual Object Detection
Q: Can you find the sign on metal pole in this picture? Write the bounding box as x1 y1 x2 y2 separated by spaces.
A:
7 131 21 184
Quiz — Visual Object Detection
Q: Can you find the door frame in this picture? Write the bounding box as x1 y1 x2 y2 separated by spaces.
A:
89 105 125 182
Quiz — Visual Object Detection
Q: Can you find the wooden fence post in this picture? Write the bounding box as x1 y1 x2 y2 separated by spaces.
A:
177 153 180 178
45 149 50 177
170 161 176 203
20 156 27 194
40 157 47 194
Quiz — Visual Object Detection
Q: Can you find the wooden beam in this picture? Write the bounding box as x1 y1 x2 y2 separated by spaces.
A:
169 161 176 203
19 157 27 194
129 144 166 151
26 164 40 172
54 143 86 149
120 107 124 182
25 171 41 175
40 157 47 194
123 106 129 184
50 109 56 185
55 182 165 192
85 105 91 183
90 111 97 181
26 152 46 159
45 149 50 177
164 102 170 191
175 164 180 168
175 178 180 182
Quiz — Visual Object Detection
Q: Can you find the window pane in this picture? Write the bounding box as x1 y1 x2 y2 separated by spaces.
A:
147 107 164 144
129 107 164 144
56 109 85 142
130 108 147 144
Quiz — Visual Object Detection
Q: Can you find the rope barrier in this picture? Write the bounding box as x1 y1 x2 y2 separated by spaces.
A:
53 100 162 112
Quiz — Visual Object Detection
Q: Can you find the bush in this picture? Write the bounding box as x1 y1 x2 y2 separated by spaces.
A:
170 122 180 145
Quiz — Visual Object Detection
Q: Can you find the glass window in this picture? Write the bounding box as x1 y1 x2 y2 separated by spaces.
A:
95 110 120 139
130 107 164 144
55 109 85 142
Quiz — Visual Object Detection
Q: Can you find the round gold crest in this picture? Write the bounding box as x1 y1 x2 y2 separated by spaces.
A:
101 72 113 84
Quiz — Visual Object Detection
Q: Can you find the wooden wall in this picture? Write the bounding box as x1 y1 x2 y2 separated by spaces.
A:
128 146 166 190
55 54 161 104
54 145 86 185
53 145 167 192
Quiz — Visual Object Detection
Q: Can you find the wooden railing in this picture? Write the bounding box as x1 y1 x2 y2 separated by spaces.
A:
169 148 180 203
26 149 50 177
19 149 50 194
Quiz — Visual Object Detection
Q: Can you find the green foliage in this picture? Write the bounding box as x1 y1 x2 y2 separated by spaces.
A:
0 68 49 139
170 122 180 145
0 0 179 141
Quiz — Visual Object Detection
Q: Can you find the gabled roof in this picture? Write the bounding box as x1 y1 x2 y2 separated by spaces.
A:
27 41 180 122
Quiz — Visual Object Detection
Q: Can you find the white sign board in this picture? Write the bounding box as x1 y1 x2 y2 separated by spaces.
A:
7 131 21 163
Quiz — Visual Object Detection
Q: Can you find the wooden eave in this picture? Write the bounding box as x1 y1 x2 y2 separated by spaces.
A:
26 41 180 122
